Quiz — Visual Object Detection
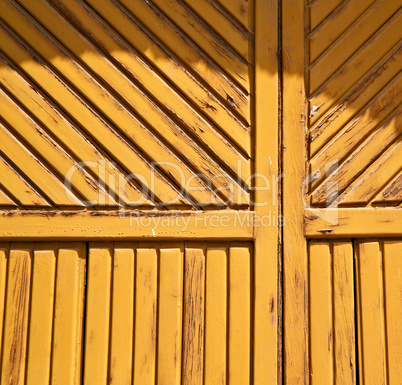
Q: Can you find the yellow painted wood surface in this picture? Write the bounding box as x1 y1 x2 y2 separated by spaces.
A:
333 242 356 385
229 245 251 385
0 245 32 385
157 244 184 385
84 244 112 385
309 242 333 385
182 245 205 385
204 246 227 385
382 241 402 383
133 246 158 385
109 244 135 385
51 244 86 385
26 245 57 385
307 239 402 385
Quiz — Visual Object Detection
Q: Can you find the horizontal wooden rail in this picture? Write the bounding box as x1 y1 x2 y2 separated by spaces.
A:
305 208 402 238
0 211 254 240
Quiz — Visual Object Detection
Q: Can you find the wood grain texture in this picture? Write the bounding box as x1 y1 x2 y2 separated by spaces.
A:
157 244 184 385
0 0 255 209
309 242 333 385
229 245 251 385
382 240 402 384
133 246 158 385
282 0 309 382
355 240 387 385
51 244 86 385
333 242 356 385
307 0 402 208
182 245 205 385
109 244 135 385
204 246 227 385
26 245 57 385
0 245 32 385
84 244 112 385
305 208 402 237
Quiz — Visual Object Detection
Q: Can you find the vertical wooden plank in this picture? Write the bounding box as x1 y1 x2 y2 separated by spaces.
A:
182 244 205 385
109 243 135 385
204 246 227 385
356 240 387 385
157 244 184 385
309 242 333 385
51 243 86 385
333 242 356 385
382 240 402 384
84 243 112 385
0 244 9 361
282 0 308 383
26 244 57 385
254 0 279 383
229 244 251 385
133 245 158 385
0 244 32 385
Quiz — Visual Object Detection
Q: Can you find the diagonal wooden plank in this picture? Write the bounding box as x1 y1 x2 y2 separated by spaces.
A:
0 122 83 207
0 23 187 206
339 140 402 206
0 155 50 207
4 0 231 206
7 0 249 206
309 0 344 30
84 0 251 123
309 0 400 94
0 87 118 207
310 46 401 154
0 188 15 206
47 0 252 168
309 11 401 126
0 54 154 207
309 0 378 62
310 74 402 189
181 0 250 59
214 0 249 30
373 173 402 204
147 0 250 91
311 108 401 205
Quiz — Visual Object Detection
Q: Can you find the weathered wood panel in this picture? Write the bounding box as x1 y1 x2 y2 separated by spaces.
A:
306 0 402 208
0 241 254 385
0 0 255 209
308 239 402 385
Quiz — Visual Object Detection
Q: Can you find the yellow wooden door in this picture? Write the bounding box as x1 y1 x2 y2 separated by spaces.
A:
283 0 402 384
0 0 279 384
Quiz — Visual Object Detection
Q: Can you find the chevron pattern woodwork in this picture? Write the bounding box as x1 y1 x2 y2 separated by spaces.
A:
0 0 253 210
307 0 402 207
